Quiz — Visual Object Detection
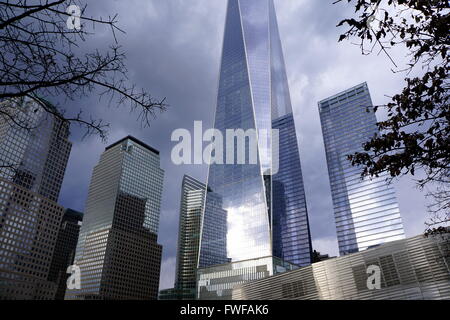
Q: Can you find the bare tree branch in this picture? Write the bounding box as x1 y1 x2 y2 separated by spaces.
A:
335 0 449 222
0 0 167 140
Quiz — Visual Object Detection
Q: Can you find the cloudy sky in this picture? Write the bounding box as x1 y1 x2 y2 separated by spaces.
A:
57 0 430 290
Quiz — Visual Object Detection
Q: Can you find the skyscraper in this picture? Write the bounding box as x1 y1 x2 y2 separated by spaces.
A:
66 136 164 300
48 209 83 300
318 82 405 256
174 175 206 299
0 97 72 300
197 0 312 299
0 98 72 202
0 178 66 300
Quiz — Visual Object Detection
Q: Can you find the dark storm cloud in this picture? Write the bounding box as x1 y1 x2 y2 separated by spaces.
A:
56 0 430 290
58 0 226 290
276 0 429 254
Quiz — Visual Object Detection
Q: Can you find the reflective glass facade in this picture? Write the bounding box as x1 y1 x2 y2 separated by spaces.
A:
66 136 164 300
198 0 312 297
174 175 206 299
198 256 297 300
318 83 405 256
0 98 72 202
0 97 72 300
48 209 83 300
272 114 312 266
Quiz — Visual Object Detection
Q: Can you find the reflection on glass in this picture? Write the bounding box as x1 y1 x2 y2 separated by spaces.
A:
319 83 405 255
198 0 312 277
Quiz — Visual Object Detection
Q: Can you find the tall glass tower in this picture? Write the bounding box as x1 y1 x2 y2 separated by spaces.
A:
0 98 72 202
0 97 72 299
197 0 312 299
318 83 405 256
174 175 206 299
66 136 164 300
48 209 83 300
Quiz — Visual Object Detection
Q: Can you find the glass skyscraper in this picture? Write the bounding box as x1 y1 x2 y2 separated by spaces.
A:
66 136 164 300
174 175 206 299
48 209 83 300
0 98 72 202
0 97 72 299
197 0 312 299
318 82 405 256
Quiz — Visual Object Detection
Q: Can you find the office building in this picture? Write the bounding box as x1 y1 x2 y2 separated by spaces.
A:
174 175 206 299
197 0 312 299
65 136 164 300
0 98 72 202
48 209 83 300
159 287 195 301
0 98 72 300
0 178 65 299
318 83 405 256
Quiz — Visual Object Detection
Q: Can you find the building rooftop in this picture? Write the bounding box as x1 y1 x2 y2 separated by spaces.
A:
318 82 368 105
105 135 160 155
65 208 83 219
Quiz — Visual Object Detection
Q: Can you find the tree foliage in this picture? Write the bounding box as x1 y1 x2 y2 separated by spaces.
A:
0 0 167 140
335 0 449 222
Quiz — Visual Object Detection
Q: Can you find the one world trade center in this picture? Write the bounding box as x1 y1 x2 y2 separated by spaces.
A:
197 0 312 299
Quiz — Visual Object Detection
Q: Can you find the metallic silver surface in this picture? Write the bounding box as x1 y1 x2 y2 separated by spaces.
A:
233 232 450 300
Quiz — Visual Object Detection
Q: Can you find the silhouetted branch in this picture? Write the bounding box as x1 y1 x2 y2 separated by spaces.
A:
336 0 449 218
0 0 167 140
